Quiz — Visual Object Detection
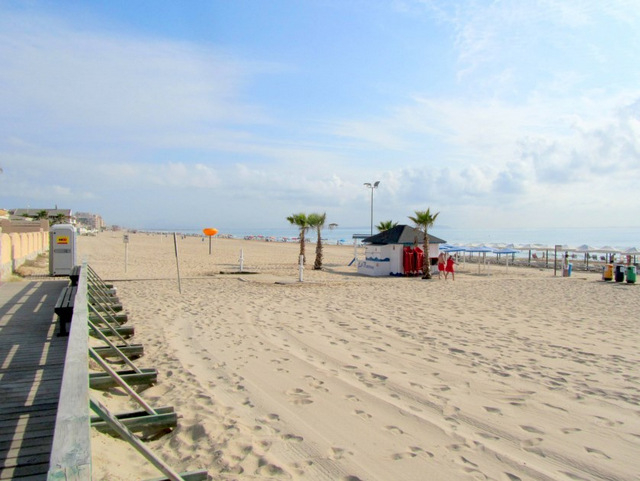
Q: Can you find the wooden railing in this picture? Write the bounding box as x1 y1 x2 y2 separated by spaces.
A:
46 263 207 481
47 262 91 480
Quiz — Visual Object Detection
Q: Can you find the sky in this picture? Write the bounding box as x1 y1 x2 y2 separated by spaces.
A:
1 0 639 231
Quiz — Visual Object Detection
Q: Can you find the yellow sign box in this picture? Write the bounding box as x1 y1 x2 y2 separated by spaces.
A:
56 236 69 245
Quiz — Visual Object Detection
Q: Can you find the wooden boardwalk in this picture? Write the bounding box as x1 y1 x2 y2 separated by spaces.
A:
0 280 68 481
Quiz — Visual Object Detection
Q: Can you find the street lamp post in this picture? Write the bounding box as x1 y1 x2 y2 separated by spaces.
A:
364 181 380 236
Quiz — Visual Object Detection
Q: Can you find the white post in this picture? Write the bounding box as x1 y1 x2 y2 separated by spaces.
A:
299 255 304 282
354 239 358 263
123 234 129 273
173 232 182 294
239 248 244 272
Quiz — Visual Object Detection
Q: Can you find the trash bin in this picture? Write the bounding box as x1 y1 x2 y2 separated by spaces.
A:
567 263 573 277
627 265 637 284
614 264 625 283
603 264 613 281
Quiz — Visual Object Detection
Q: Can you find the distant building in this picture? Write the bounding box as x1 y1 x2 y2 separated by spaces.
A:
10 208 74 225
76 212 105 231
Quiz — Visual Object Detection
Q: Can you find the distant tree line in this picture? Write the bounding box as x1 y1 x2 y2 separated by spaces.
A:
22 210 68 226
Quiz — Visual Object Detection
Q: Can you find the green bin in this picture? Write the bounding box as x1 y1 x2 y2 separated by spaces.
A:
627 266 637 284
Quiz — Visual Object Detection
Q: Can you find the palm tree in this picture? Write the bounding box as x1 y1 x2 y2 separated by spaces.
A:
287 213 310 264
408 208 440 279
51 213 67 226
308 212 327 270
35 210 49 220
376 220 398 232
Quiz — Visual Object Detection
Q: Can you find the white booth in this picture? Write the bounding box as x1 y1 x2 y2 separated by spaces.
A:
49 224 77 276
357 225 445 277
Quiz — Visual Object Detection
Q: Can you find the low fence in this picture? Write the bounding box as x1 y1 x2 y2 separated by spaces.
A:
0 230 49 281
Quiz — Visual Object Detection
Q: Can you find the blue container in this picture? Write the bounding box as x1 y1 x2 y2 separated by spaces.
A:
567 263 573 277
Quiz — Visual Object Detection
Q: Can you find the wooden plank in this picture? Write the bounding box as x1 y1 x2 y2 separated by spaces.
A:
90 412 177 435
90 406 175 423
47 266 91 481
0 435 54 453
89 325 135 338
93 344 144 358
0 460 50 479
0 280 69 481
89 398 191 481
145 470 209 481
89 311 128 324
89 368 157 390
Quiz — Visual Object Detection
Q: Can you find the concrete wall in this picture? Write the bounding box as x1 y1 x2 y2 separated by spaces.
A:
0 219 49 233
0 229 49 281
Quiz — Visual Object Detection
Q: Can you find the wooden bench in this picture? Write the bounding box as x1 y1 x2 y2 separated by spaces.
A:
69 265 81 286
54 286 77 336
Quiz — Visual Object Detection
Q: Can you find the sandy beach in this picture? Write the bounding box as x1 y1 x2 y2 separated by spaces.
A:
80 232 639 481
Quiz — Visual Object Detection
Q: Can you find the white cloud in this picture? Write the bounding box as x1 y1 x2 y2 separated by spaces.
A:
0 9 274 146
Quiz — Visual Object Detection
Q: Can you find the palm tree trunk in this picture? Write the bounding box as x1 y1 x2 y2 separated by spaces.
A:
422 230 431 279
299 230 306 264
314 227 323 270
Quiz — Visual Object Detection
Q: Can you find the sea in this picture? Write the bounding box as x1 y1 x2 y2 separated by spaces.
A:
143 225 640 251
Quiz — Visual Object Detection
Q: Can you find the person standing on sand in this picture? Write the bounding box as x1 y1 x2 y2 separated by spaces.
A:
445 254 455 281
437 252 446 279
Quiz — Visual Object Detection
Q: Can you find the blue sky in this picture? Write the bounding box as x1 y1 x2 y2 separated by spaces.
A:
1 0 639 231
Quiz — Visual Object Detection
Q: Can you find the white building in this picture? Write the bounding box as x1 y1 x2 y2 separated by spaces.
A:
357 225 446 277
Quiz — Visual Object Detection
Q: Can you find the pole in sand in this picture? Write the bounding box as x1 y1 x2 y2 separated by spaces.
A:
239 248 244 272
202 227 218 255
173 232 182 294
123 234 129 273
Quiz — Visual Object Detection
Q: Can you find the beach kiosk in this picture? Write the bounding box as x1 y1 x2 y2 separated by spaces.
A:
49 224 77 276
357 225 446 277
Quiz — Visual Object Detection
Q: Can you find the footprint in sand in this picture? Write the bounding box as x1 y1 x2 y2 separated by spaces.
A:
385 425 404 435
304 375 329 392
520 437 543 448
561 427 581 434
286 388 313 405
585 447 611 459
520 425 545 434
505 472 523 481
391 451 417 460
256 458 285 476
328 447 347 460
354 409 372 420
483 406 502 415
409 446 434 458
281 433 304 442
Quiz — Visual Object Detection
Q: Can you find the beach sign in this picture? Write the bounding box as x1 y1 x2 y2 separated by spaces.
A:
203 227 218 255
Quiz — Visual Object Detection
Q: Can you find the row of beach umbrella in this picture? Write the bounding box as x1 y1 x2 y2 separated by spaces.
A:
440 243 638 255
439 243 639 270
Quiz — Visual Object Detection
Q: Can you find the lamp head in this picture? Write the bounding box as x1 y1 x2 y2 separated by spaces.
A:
374 181 380 188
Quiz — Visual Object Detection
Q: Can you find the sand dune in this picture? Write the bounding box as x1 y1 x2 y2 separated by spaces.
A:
83 232 640 481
